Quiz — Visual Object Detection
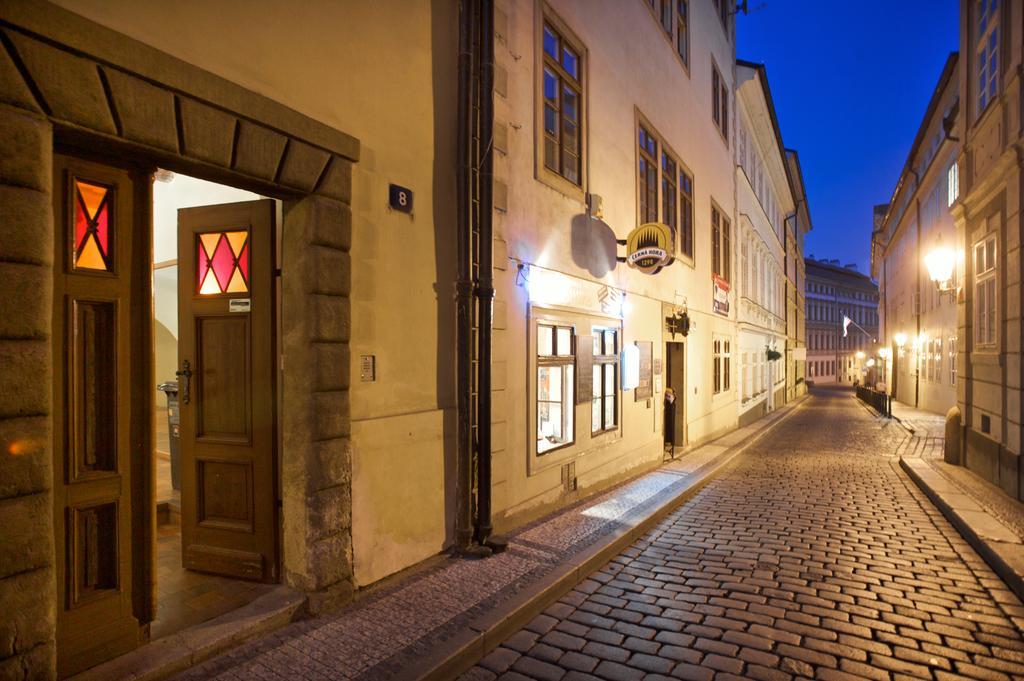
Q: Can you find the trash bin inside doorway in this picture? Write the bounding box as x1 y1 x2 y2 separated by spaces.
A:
158 381 181 491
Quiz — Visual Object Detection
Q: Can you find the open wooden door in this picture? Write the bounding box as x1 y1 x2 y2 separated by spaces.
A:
53 155 143 677
177 200 278 582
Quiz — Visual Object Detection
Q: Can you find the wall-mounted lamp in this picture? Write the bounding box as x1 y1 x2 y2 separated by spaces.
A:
894 332 908 349
925 236 958 300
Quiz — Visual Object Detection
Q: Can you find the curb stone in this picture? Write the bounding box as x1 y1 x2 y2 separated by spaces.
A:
900 456 1024 604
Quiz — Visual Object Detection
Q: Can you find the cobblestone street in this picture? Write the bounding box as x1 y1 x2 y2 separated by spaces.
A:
463 388 1024 681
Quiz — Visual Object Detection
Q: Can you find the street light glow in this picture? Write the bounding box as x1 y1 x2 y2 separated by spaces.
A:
866 358 876 367
855 351 866 359
894 332 908 348
925 245 956 285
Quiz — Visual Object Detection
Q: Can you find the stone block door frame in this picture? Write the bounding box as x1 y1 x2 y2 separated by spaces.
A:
0 2 358 677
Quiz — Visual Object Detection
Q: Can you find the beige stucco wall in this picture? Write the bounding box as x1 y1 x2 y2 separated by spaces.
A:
52 0 458 587
488 0 738 529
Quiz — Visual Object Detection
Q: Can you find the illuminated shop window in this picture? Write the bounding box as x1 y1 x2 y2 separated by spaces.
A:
537 323 575 453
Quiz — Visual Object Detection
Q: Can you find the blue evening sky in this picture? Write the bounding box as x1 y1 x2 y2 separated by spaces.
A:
736 0 959 277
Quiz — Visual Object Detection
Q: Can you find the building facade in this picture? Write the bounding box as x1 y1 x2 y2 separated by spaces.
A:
948 0 1024 500
734 61 795 427
785 150 811 401
805 258 879 385
872 54 960 414
0 1 808 677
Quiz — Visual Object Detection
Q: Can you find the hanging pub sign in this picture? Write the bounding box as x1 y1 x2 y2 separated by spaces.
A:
712 273 730 316
618 222 673 275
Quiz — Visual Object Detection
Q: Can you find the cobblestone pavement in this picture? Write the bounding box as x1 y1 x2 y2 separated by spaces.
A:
463 387 1024 681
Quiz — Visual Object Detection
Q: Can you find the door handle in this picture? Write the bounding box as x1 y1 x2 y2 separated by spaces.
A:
176 360 193 405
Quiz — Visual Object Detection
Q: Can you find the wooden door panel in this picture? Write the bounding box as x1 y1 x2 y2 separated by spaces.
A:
178 200 277 583
196 315 250 441
53 155 141 678
70 299 118 480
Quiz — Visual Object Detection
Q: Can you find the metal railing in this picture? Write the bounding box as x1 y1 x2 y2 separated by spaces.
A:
856 385 891 418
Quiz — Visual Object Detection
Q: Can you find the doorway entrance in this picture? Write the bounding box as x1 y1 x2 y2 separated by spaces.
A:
53 157 281 677
665 342 686 454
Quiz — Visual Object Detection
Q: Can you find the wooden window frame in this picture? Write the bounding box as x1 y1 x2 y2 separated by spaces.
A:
711 61 729 145
536 321 577 455
711 201 731 282
536 4 587 201
591 327 620 435
638 0 690 75
713 336 732 395
975 0 999 119
635 113 695 265
974 234 997 347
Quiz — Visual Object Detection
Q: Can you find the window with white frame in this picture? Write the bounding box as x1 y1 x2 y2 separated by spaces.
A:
591 327 619 434
974 235 997 346
949 336 957 384
537 322 575 453
713 337 731 395
948 162 959 206
976 0 999 115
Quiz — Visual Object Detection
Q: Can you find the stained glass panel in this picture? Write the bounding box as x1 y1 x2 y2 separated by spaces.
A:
196 230 250 295
72 180 113 272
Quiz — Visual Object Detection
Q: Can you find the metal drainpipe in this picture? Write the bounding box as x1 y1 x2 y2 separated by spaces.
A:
912 169 921 409
475 0 505 552
454 0 476 550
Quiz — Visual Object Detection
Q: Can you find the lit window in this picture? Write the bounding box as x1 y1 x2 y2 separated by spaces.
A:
72 179 113 272
948 162 959 206
974 234 997 346
537 323 575 453
591 328 619 434
713 337 731 394
197 231 250 295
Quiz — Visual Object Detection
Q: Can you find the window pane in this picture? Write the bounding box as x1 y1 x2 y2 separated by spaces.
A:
556 327 572 355
562 45 579 80
605 330 616 353
592 398 602 431
593 333 602 356
544 138 558 172
593 365 602 398
604 395 615 428
538 325 553 356
564 365 575 433
543 69 558 102
562 86 578 123
543 25 558 59
604 363 615 397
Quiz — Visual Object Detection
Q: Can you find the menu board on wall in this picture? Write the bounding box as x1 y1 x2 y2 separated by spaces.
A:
576 335 593 405
635 341 653 400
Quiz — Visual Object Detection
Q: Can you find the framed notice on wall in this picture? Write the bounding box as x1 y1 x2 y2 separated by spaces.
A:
635 341 653 400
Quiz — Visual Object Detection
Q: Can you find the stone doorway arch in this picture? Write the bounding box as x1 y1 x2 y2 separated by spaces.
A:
0 2 358 676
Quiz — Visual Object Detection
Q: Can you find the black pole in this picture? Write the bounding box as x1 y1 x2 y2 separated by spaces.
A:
454 0 475 550
475 0 504 551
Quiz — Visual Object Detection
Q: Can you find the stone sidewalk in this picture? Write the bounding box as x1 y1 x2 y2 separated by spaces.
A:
169 397 809 681
887 399 1024 605
462 386 1024 681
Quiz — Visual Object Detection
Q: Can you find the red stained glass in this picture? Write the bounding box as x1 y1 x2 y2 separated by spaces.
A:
95 204 109 255
239 243 249 284
211 236 235 290
73 180 112 271
74 199 88 251
196 230 249 295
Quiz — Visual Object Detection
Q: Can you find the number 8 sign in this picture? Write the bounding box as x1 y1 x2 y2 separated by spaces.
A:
388 183 414 214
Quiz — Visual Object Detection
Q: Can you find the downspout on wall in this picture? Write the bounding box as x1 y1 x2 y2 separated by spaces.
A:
454 0 476 550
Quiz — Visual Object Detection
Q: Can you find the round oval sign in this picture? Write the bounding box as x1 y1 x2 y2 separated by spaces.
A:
625 222 673 275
